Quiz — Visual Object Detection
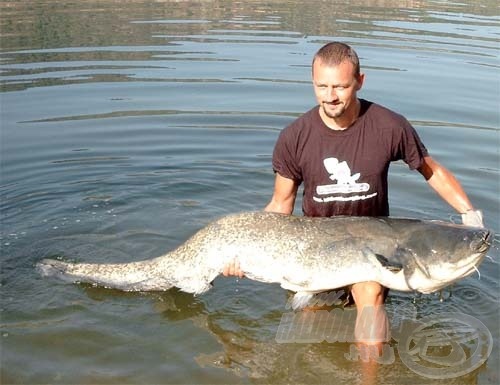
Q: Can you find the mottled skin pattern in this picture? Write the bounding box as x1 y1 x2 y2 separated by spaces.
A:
38 212 491 307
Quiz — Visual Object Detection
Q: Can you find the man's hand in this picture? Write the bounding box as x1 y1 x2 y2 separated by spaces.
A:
222 258 244 278
461 209 484 228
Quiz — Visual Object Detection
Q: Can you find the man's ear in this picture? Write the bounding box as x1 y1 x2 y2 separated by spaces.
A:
356 72 365 91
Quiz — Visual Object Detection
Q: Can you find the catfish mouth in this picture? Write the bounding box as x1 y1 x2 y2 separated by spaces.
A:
415 251 486 294
447 228 492 274
471 229 492 254
430 246 490 286
457 252 486 278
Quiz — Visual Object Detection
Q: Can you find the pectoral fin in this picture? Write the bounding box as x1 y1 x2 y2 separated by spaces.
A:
375 254 403 273
362 248 403 273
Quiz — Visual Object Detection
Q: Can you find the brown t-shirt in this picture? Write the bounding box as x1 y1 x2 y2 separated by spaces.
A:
272 99 428 217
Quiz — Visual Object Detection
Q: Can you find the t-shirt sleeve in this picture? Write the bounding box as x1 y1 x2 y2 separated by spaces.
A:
272 126 303 182
394 119 429 170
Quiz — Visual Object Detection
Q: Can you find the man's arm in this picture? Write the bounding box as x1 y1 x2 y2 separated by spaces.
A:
417 156 483 227
264 173 299 214
222 173 299 277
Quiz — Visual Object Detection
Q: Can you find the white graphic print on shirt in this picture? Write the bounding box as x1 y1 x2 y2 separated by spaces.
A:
314 157 378 202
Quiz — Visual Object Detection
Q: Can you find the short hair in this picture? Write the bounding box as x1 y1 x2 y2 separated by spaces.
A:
312 42 360 76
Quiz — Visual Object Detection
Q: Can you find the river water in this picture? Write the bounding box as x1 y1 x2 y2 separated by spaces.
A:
1 1 499 384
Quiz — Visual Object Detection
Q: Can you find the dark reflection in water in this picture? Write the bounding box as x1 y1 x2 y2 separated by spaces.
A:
2 0 499 51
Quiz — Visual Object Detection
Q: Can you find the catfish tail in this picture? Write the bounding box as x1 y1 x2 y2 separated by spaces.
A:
37 258 173 291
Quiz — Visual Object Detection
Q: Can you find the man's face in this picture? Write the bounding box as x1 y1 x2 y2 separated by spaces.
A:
312 59 364 121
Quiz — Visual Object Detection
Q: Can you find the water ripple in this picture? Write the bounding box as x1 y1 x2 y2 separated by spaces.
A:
19 110 298 123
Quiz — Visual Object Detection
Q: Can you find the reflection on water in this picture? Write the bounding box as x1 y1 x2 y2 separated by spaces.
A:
1 0 499 384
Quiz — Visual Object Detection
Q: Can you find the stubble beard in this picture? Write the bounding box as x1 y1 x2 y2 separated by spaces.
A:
322 102 346 119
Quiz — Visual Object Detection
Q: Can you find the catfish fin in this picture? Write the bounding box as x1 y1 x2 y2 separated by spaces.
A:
375 254 403 273
291 291 315 310
363 247 405 273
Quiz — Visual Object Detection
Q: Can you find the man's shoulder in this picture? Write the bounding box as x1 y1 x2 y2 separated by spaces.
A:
292 105 319 124
362 99 408 126
362 100 410 128
282 105 320 134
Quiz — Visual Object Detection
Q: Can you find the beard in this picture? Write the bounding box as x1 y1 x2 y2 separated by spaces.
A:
321 101 346 119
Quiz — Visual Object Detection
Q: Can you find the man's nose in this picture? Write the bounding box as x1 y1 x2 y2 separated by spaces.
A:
326 87 337 100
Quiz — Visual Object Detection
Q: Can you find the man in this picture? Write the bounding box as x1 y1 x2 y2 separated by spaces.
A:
224 42 483 344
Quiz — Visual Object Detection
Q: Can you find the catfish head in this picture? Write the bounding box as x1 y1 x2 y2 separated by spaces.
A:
391 220 492 293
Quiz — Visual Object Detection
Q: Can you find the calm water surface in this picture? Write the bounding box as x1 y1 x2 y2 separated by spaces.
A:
1 1 499 384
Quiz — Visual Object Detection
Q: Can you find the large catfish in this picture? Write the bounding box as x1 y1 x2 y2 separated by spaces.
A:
37 212 492 309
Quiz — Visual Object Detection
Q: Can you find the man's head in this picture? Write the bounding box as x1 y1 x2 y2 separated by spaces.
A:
312 42 361 77
312 42 364 126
